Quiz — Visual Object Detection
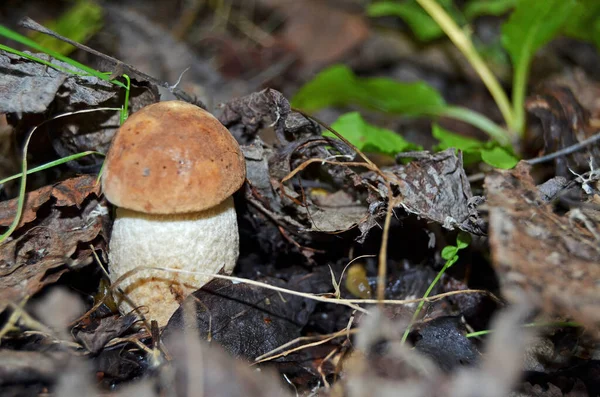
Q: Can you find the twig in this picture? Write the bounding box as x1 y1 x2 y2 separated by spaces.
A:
73 265 499 326
525 130 600 165
19 17 204 107
254 328 350 364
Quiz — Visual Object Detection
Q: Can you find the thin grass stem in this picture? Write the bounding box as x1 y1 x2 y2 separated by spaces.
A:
0 151 104 186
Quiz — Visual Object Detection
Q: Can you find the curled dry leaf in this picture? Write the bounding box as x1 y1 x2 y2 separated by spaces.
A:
389 149 485 235
526 85 600 176
74 313 138 354
486 163 600 336
223 90 484 255
220 89 368 262
0 175 109 310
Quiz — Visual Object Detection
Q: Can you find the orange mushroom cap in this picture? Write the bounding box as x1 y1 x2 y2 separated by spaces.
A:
102 101 246 214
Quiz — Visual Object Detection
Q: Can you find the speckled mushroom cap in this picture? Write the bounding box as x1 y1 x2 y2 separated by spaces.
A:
102 101 246 214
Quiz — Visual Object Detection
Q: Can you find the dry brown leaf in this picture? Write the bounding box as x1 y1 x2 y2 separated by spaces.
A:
0 175 101 229
0 175 108 308
486 163 600 336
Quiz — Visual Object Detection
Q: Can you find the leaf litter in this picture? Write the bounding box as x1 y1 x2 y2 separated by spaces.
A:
0 2 599 396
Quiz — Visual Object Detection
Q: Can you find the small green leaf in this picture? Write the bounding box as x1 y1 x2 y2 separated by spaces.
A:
502 0 576 69
368 0 464 42
502 0 577 132
432 124 484 165
328 112 421 155
464 0 517 19
291 65 446 114
456 231 472 250
441 245 458 260
480 145 518 169
432 124 519 168
31 0 103 55
432 123 483 152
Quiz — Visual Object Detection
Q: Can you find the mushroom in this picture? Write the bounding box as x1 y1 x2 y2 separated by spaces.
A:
101 101 246 325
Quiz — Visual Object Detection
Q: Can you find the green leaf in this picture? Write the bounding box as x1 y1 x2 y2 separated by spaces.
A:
456 231 472 249
432 123 483 152
502 0 576 71
441 245 459 260
31 0 103 55
563 0 600 49
502 0 577 132
431 124 484 165
368 0 464 42
464 0 517 19
480 145 519 169
327 112 421 155
432 124 518 168
291 65 446 114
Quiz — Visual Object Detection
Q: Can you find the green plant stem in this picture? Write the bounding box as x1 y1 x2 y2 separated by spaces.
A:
0 151 104 186
401 257 455 344
121 74 131 124
0 130 34 244
426 106 514 146
466 321 582 338
415 0 514 131
511 54 529 136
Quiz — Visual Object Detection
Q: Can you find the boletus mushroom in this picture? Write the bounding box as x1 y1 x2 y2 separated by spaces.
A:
102 101 246 325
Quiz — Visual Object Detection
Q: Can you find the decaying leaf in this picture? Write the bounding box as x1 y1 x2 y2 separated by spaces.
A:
486 163 600 336
224 90 484 246
389 149 485 235
0 175 109 310
74 314 138 354
50 81 159 170
526 85 600 176
0 174 101 228
0 51 116 114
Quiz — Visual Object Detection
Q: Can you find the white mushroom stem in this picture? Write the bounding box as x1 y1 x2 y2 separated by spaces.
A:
108 196 239 326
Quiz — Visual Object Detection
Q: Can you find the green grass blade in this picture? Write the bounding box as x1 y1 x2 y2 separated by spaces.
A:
0 24 126 88
0 43 86 76
0 151 105 186
0 107 119 244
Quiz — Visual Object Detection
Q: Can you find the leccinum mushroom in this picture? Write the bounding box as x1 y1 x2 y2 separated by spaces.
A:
102 101 246 326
